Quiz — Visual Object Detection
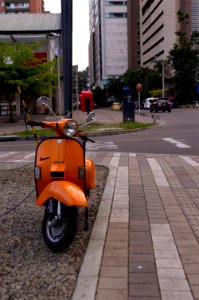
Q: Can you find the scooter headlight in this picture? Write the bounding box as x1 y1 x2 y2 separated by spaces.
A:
63 120 77 137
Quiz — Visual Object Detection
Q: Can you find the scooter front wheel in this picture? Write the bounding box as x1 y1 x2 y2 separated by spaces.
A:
42 201 77 252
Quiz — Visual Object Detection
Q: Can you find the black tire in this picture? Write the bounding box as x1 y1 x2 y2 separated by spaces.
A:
42 201 77 252
168 107 171 112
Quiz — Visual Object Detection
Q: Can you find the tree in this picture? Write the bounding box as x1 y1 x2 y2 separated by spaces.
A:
104 76 123 102
168 10 199 105
78 67 89 92
0 41 57 120
92 86 106 107
122 68 161 99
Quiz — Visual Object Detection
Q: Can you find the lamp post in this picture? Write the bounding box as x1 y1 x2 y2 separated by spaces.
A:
162 61 165 98
61 0 73 116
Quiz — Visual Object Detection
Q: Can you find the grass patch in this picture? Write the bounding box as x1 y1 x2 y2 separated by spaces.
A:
15 122 155 137
82 122 155 132
15 129 54 137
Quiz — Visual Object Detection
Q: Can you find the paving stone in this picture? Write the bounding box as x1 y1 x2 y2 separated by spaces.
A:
191 286 199 299
103 248 127 258
161 291 194 300
96 289 127 300
183 264 199 274
181 255 199 263
98 277 127 290
129 253 155 263
100 266 127 278
102 257 128 267
156 258 183 269
188 274 199 285
129 262 157 273
129 297 161 300
130 225 150 232
129 272 158 283
157 268 186 279
129 283 160 297
159 278 190 291
154 249 180 259
131 245 154 254
105 240 128 249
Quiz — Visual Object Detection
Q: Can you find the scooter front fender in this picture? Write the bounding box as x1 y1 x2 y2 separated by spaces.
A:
36 181 88 207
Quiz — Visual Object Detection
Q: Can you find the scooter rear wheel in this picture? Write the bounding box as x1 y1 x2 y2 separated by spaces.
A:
42 201 77 252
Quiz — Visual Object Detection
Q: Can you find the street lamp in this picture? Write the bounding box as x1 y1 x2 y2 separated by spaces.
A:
161 61 165 98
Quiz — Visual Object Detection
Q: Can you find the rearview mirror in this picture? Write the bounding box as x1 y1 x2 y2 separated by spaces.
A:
86 112 95 123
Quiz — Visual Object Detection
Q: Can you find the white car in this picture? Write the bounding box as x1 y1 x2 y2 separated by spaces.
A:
143 98 157 109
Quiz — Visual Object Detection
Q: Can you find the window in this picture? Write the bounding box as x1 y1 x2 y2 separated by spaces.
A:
105 1 127 5
105 12 127 18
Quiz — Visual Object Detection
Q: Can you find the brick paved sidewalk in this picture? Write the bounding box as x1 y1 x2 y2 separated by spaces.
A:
73 152 199 300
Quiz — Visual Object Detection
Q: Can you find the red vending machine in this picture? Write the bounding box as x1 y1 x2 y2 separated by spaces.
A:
79 91 93 114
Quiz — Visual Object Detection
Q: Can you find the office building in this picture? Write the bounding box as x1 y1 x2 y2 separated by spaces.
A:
127 0 141 69
139 0 199 68
0 0 44 14
89 0 128 87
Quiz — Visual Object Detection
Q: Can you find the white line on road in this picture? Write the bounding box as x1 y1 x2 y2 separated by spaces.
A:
163 138 191 149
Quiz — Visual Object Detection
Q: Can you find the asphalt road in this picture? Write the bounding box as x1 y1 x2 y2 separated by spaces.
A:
0 108 199 155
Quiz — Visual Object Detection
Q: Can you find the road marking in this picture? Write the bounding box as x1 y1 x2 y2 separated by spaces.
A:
0 151 16 157
163 138 191 149
147 158 169 187
179 156 199 167
0 151 35 162
86 141 118 151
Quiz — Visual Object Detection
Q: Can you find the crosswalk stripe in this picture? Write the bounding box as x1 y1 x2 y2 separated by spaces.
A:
86 141 118 151
163 138 190 149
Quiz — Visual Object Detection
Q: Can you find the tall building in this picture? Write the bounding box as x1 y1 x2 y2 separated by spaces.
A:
138 0 199 68
89 0 128 87
0 0 44 14
127 0 141 69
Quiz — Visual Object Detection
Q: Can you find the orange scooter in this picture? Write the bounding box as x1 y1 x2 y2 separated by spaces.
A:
27 97 96 252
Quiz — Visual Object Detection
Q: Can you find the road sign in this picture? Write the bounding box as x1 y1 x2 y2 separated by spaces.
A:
136 83 142 92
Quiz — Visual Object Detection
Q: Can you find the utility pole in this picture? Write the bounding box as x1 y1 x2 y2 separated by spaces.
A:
61 0 73 116
162 61 165 98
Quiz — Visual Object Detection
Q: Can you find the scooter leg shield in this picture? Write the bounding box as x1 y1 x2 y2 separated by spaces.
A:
36 181 88 207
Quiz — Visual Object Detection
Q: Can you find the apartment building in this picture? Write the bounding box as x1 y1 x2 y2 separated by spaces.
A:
0 0 44 14
139 0 199 68
89 0 128 87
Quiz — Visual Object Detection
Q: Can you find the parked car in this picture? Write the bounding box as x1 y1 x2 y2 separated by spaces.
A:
150 97 172 113
143 98 157 109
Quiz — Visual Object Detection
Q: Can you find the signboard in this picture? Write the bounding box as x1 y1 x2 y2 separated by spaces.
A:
122 86 134 122
136 83 142 92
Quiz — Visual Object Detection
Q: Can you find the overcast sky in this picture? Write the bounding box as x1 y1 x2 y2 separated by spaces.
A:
44 0 89 71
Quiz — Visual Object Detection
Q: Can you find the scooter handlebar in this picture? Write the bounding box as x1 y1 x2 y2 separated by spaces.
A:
81 135 95 143
27 120 44 127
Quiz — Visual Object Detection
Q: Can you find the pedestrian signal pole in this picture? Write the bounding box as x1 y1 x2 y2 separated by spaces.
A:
61 0 73 117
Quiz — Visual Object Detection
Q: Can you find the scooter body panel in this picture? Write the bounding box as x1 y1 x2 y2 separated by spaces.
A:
36 180 88 207
35 137 86 197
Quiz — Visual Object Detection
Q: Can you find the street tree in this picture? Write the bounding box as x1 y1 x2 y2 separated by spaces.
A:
78 67 89 92
104 76 123 102
122 68 161 99
168 10 199 105
0 41 57 120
